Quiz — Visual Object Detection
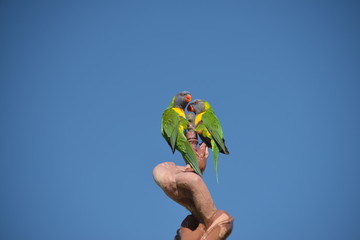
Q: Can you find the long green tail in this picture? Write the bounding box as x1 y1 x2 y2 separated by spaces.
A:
212 140 220 183
182 142 202 176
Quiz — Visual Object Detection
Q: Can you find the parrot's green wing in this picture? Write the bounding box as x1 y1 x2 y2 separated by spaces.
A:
162 109 202 176
161 108 179 153
202 109 229 155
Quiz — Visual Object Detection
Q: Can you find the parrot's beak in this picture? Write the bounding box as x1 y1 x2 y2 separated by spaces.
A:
187 105 194 112
185 94 192 102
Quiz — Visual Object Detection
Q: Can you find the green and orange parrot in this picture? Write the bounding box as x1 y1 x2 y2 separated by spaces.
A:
161 91 202 176
187 99 229 182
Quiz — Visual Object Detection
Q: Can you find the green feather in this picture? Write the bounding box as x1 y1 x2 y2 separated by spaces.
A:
192 100 229 182
212 140 219 183
161 103 201 176
161 107 179 153
202 109 229 154
176 117 201 176
178 135 202 176
169 126 178 153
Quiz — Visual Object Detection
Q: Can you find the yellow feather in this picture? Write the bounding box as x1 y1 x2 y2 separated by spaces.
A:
195 112 205 126
171 107 186 118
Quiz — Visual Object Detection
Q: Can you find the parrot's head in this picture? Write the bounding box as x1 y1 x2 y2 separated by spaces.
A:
187 99 206 114
174 91 192 109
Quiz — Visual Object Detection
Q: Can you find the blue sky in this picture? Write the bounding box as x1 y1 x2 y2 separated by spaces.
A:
1 1 360 239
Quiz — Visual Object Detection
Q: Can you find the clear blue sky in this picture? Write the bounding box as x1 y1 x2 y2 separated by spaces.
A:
1 1 360 239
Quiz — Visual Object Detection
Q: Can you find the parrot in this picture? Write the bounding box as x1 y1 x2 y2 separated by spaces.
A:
187 99 229 182
161 91 202 176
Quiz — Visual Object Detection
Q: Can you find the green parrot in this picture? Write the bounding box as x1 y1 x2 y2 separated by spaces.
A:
161 91 202 176
187 99 229 182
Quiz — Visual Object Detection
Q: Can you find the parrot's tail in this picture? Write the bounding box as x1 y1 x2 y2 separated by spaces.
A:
182 143 202 177
213 141 220 183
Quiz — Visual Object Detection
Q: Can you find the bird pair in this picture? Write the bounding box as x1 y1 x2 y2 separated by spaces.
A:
161 91 229 182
